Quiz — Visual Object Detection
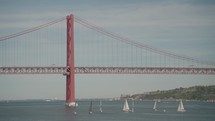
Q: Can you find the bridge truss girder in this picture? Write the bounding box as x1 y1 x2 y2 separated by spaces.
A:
0 66 215 75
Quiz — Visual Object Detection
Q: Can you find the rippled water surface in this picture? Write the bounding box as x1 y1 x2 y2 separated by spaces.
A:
0 100 214 121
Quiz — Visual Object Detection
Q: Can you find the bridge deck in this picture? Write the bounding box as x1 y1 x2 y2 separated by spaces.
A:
0 66 215 75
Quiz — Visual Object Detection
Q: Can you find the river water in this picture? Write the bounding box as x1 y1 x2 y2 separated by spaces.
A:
0 100 214 121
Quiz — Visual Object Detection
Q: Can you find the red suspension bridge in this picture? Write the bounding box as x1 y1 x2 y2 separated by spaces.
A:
0 14 215 106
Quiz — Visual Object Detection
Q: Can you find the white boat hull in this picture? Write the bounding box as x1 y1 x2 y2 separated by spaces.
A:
65 102 78 107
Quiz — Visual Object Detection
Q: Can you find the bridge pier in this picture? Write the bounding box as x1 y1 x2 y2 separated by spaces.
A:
65 15 76 107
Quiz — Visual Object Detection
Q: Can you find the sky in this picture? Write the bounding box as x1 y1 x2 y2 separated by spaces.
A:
0 0 215 100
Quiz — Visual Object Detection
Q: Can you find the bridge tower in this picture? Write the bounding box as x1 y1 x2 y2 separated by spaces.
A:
65 15 76 107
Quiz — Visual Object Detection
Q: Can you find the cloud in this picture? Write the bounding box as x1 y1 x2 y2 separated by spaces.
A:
0 12 67 29
76 2 215 28
0 0 215 100
72 2 215 63
1 1 215 30
1 0 215 61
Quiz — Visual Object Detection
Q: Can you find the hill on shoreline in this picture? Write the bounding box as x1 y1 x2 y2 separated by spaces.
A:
127 85 215 101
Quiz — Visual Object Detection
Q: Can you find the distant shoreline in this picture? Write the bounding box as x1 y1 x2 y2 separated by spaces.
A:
1 85 214 102
121 85 215 102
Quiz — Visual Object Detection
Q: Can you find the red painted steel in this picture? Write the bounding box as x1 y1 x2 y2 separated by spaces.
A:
66 15 75 106
74 66 215 75
1 15 215 107
1 66 215 75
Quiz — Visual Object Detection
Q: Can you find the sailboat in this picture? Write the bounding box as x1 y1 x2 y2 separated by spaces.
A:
131 99 134 112
123 99 130 112
89 101 93 114
99 100 103 113
153 100 158 111
177 99 186 112
73 102 78 115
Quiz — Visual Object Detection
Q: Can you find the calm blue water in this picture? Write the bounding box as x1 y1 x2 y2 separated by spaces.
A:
0 100 214 121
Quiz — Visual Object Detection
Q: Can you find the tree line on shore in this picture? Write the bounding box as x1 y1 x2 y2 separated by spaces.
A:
123 85 215 101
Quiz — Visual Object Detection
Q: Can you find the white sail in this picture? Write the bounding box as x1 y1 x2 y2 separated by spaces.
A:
123 99 130 112
177 103 181 111
180 100 184 110
131 99 134 112
99 100 103 112
177 99 186 112
153 100 157 111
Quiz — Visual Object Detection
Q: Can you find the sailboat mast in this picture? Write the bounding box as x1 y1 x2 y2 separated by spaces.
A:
89 101 93 114
99 100 103 112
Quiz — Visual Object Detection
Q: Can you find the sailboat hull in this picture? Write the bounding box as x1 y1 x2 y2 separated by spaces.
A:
177 110 186 112
123 109 130 112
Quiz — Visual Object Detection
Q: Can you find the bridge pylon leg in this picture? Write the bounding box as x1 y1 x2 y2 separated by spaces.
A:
65 15 77 107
